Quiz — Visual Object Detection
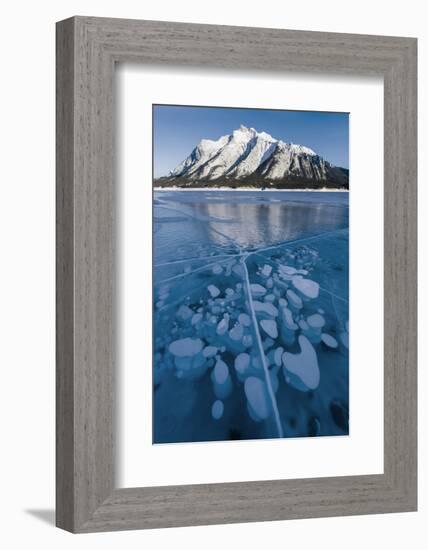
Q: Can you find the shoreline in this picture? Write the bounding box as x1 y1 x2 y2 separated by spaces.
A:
153 187 349 192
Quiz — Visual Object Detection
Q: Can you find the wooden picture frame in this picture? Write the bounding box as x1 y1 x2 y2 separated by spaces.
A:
56 16 417 533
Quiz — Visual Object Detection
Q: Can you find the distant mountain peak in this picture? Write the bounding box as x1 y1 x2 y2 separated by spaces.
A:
162 126 348 189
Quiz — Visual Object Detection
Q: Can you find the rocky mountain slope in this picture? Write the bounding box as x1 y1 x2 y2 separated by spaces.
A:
155 125 348 189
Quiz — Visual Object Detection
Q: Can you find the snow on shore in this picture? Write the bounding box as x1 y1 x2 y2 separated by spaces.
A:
153 187 349 192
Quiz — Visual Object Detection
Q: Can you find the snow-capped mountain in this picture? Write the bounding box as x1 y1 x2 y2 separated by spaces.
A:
157 125 348 189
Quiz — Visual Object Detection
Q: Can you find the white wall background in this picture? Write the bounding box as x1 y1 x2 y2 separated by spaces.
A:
0 1 425 548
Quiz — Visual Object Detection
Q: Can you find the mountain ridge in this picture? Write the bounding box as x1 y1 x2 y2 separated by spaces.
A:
155 125 349 190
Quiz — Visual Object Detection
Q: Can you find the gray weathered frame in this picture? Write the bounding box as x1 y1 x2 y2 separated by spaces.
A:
56 16 417 533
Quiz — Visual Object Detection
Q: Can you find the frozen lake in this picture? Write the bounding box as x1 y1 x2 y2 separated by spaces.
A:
153 190 349 444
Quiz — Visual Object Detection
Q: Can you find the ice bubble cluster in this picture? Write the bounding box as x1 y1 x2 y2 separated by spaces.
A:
169 337 204 357
208 284 220 298
261 264 272 278
238 313 251 326
229 322 244 341
253 301 278 318
280 306 298 344
176 304 193 321
292 277 319 300
307 313 325 329
155 234 347 437
203 345 218 358
286 289 303 310
299 313 326 343
234 352 250 381
260 319 278 339
278 264 298 280
191 312 203 326
274 346 284 367
211 358 233 399
244 376 270 421
211 399 224 420
250 283 267 298
282 335 320 391
216 315 229 335
321 333 338 349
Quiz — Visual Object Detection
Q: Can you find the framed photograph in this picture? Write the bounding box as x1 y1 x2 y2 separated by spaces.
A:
151 104 350 445
56 16 417 532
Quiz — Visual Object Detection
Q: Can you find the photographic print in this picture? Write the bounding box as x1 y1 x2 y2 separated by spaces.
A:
152 105 349 444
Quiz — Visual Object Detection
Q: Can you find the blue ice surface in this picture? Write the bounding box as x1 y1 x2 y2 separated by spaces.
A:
153 190 349 444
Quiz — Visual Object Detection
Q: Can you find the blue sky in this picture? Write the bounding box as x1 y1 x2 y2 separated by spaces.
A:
153 104 349 178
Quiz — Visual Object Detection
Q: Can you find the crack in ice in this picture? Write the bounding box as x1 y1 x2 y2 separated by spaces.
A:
208 224 242 253
154 257 234 286
248 228 348 256
241 257 284 438
154 253 237 268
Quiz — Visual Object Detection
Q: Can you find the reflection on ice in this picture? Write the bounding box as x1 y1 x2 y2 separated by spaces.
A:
153 190 349 443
